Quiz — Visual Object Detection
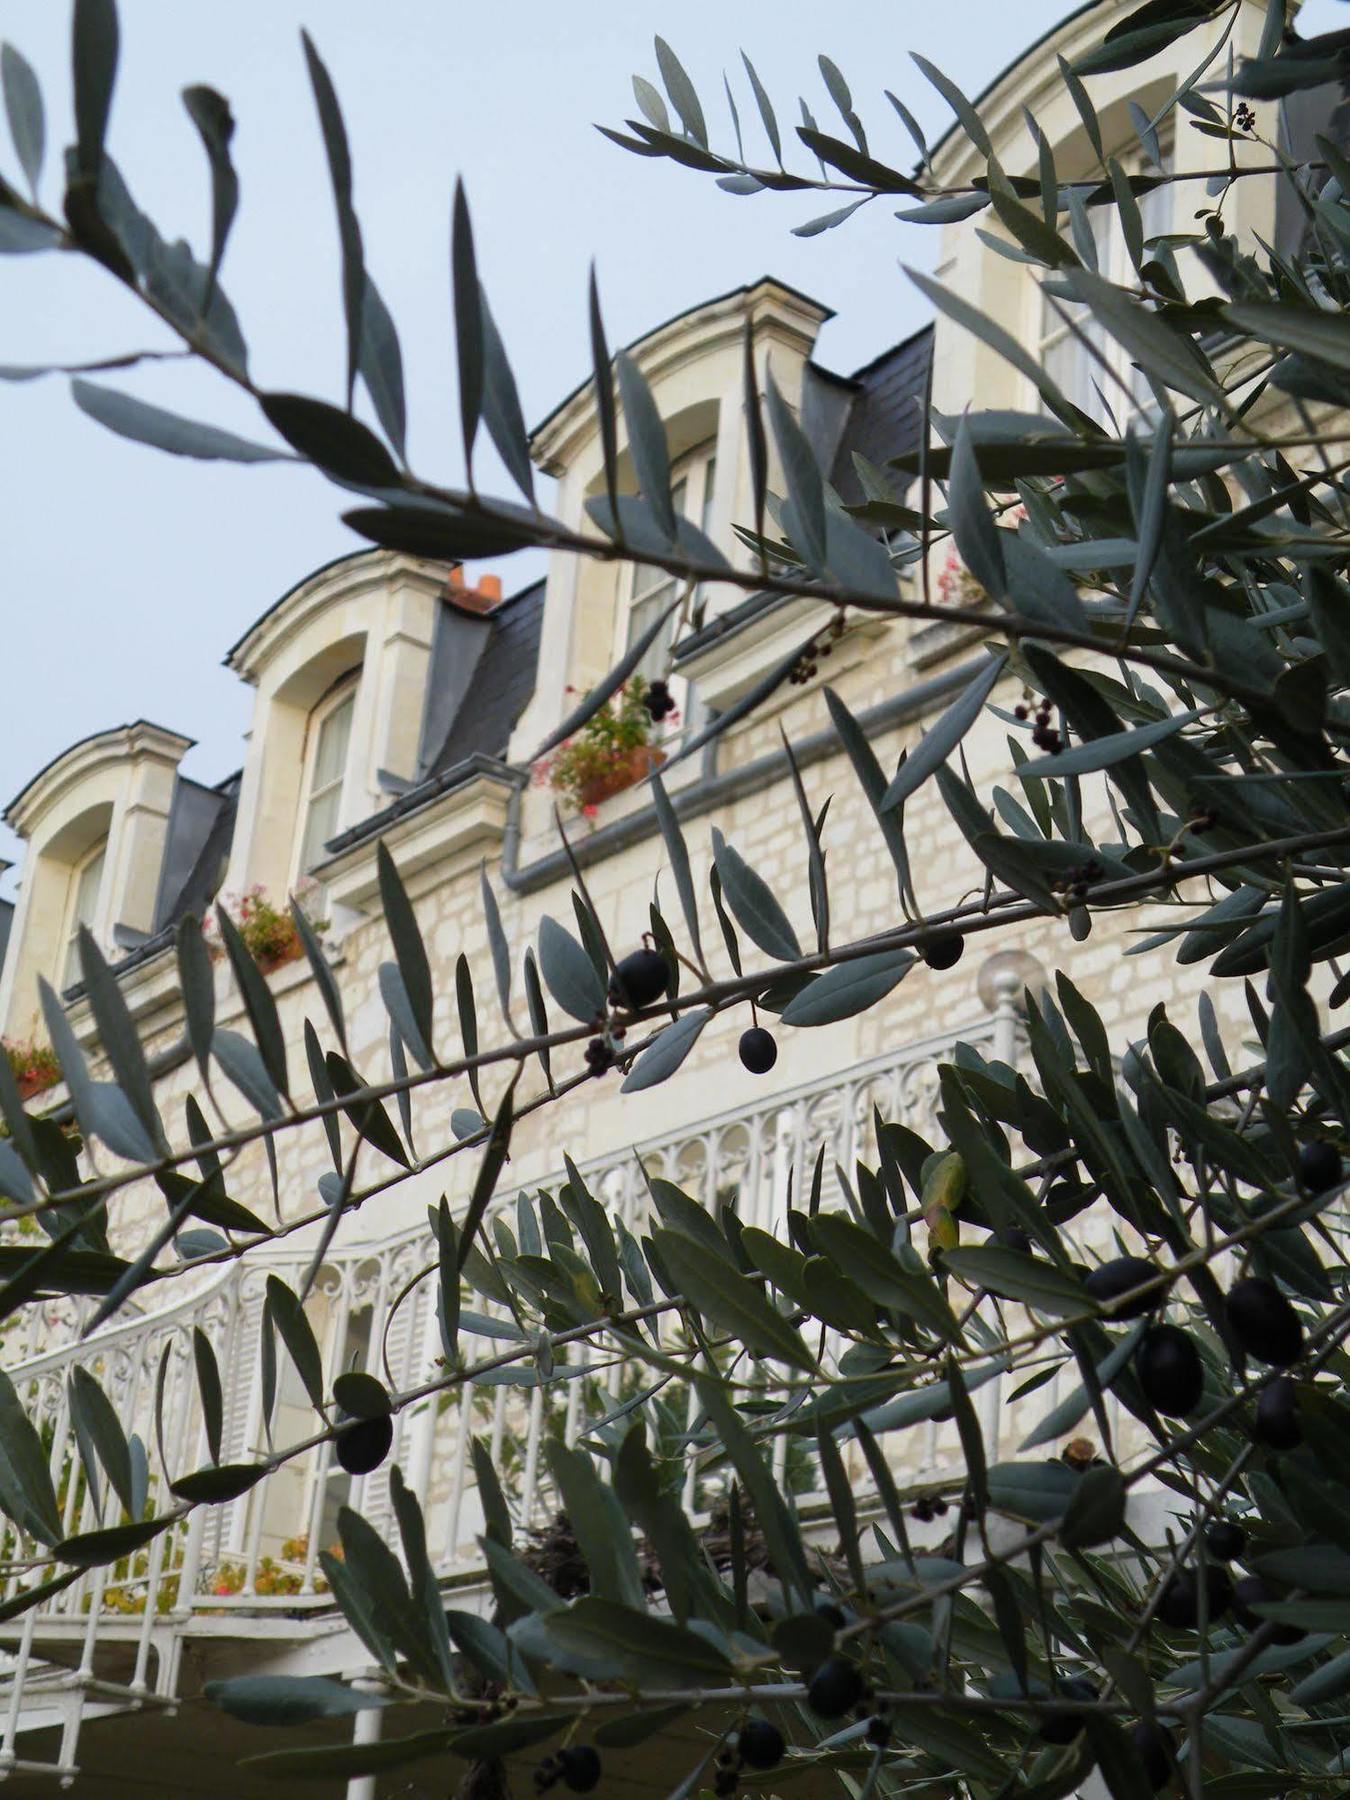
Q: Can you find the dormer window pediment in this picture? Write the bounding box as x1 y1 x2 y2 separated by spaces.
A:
0 720 193 1039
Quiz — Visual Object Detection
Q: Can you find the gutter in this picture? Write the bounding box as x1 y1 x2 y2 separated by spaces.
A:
499 653 987 895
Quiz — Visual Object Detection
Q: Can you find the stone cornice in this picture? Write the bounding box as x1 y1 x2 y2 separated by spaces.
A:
5 722 194 839
529 277 832 478
224 549 449 686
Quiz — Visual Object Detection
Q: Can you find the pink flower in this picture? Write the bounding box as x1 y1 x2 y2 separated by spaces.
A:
582 803 598 819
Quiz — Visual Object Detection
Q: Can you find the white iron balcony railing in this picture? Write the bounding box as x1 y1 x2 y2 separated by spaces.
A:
0 1009 1033 1777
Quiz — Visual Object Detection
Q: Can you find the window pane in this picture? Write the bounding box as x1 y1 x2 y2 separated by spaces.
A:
63 842 105 988
627 579 679 679
312 692 354 791
301 690 356 873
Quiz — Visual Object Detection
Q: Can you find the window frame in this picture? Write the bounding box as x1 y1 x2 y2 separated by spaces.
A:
1034 146 1174 428
60 836 108 992
616 438 718 681
293 672 360 885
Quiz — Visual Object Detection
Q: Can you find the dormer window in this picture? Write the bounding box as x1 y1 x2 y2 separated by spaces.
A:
297 678 358 877
622 439 717 677
60 837 106 991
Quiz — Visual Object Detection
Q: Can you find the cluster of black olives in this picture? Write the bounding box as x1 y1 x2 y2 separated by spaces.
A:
1155 1520 1305 1649
804 1653 891 1745
533 1746 601 1793
1013 699 1063 756
642 680 677 723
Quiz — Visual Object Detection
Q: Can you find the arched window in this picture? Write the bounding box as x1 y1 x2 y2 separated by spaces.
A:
297 678 358 877
621 439 717 677
61 837 107 990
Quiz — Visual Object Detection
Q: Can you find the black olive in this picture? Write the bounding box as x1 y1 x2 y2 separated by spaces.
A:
1084 1255 1160 1319
739 1027 778 1074
1129 1720 1175 1792
334 1413 393 1476
1298 1139 1342 1195
806 1656 865 1719
1254 1375 1302 1450
1233 1575 1305 1644
1227 1277 1304 1367
864 1714 891 1745
558 1746 602 1793
737 1718 784 1769
713 1773 738 1798
920 933 964 970
1135 1324 1205 1417
1204 1519 1246 1562
994 1226 1032 1254
607 948 670 1011
1038 1675 1098 1745
815 1600 845 1630
1155 1565 1232 1630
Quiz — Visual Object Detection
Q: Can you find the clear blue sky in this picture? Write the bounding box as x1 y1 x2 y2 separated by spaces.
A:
0 2 1337 891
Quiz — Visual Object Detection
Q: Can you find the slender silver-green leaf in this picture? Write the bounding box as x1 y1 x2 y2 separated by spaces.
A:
376 841 433 1058
881 655 1006 812
948 412 1006 601
479 283 531 500
650 774 703 966
451 178 483 475
910 53 990 156
588 263 620 530
478 864 514 1029
764 370 826 571
181 85 237 307
0 1368 62 1543
615 350 675 540
455 952 482 1114
72 380 287 463
710 829 800 962
265 1275 325 1414
192 1326 223 1465
823 686 912 904
214 905 289 1097
2 44 44 195
359 272 407 461
69 1366 134 1519
290 898 346 1053
301 31 364 408
1063 266 1223 405
621 1008 710 1092
522 947 553 1090
208 1675 390 1728
176 914 215 1084
77 926 161 1150
213 1028 284 1121
72 0 118 178
537 916 605 1023
781 950 914 1027
39 977 154 1163
455 1079 516 1274
1022 706 1202 778
377 963 432 1074
654 36 707 146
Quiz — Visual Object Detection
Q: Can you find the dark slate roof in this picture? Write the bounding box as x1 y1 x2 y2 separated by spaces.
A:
153 774 239 933
826 323 933 506
426 580 545 777
323 578 544 858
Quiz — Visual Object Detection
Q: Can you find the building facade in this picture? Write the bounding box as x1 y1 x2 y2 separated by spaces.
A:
0 1 1320 1790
